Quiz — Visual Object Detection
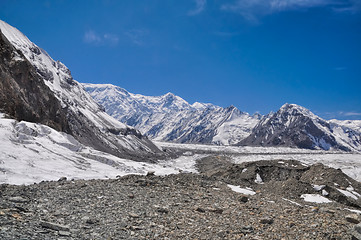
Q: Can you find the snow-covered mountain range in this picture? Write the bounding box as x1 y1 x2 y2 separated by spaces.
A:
0 20 161 160
84 84 361 152
83 84 260 145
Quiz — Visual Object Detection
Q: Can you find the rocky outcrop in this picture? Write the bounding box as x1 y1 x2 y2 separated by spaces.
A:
197 157 361 208
0 30 69 132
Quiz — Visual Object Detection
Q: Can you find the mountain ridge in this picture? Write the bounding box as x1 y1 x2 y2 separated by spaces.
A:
84 83 260 145
0 19 162 161
85 84 361 152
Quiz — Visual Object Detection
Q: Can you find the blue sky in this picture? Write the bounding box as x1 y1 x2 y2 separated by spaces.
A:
1 0 361 119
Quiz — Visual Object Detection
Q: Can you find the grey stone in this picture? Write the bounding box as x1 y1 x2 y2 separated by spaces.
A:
58 231 71 236
208 208 223 214
240 225 254 234
58 177 67 182
157 207 169 214
8 196 28 203
195 207 206 213
260 217 274 224
346 214 360 224
85 218 98 224
40 221 70 231
239 196 248 203
129 212 140 218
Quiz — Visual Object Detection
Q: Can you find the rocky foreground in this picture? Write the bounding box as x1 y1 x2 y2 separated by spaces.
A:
1 158 361 239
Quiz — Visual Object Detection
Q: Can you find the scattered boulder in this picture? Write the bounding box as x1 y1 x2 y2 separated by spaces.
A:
260 217 274 224
39 221 70 231
346 214 361 224
239 195 248 203
8 196 28 203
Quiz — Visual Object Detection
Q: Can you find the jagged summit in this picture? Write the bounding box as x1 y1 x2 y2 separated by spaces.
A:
278 103 319 119
84 83 260 145
239 103 361 151
85 83 361 151
0 20 161 160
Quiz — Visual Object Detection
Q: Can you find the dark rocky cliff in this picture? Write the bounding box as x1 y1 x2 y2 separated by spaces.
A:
0 29 161 161
0 30 69 132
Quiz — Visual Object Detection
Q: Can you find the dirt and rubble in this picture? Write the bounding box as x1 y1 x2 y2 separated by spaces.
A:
0 157 361 239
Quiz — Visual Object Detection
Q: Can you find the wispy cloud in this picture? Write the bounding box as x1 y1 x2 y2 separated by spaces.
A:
341 111 361 117
83 30 119 46
103 34 119 45
334 67 347 71
124 29 149 46
320 111 361 119
84 30 102 44
332 0 361 13
221 0 360 23
188 0 207 15
213 31 240 37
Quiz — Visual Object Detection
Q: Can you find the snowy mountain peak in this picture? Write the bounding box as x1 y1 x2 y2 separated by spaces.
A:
0 20 74 93
278 103 317 119
0 20 32 49
191 102 217 110
84 83 260 145
159 92 189 110
85 83 131 98
164 92 175 98
0 20 161 160
240 103 361 151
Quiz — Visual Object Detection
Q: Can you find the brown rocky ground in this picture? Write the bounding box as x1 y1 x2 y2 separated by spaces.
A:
0 158 361 239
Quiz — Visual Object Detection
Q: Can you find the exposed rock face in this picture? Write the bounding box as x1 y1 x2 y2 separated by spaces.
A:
83 83 260 145
0 20 161 161
0 31 69 132
238 104 361 151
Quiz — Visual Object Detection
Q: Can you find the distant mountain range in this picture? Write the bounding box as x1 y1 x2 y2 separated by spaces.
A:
83 84 261 145
84 84 361 151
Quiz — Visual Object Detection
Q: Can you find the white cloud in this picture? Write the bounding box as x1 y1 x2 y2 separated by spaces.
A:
320 111 361 119
104 34 119 45
84 30 119 46
188 0 207 15
84 30 102 43
124 29 149 46
342 112 361 117
270 0 331 11
333 0 361 13
221 0 360 22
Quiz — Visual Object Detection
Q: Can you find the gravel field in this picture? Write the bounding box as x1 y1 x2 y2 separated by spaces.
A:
1 158 361 239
